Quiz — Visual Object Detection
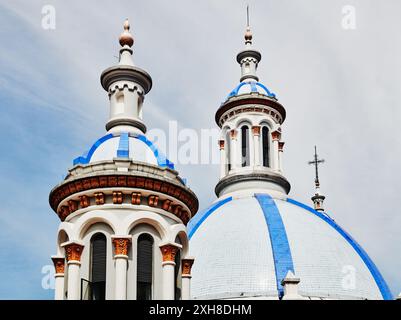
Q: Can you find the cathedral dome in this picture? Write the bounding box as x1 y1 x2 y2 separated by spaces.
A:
73 132 174 169
188 193 392 300
226 81 276 101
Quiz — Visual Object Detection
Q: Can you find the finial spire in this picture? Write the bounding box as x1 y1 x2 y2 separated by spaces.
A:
119 19 134 48
308 146 326 211
244 5 253 45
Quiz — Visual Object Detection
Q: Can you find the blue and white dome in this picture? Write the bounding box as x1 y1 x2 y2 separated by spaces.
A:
73 132 174 169
188 193 392 300
227 81 276 100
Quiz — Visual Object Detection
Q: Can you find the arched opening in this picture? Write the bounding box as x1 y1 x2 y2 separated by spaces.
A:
225 130 231 172
262 126 270 167
137 233 154 300
241 125 250 167
90 233 107 300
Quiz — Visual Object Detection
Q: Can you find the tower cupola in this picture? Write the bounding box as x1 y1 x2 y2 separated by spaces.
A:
100 19 152 134
215 21 290 198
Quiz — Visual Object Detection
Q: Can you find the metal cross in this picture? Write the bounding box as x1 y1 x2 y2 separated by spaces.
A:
308 146 325 187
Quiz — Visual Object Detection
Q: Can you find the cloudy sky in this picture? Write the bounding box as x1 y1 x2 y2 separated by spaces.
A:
0 0 400 299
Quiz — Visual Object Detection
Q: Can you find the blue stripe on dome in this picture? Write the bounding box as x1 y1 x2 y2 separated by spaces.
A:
135 134 175 170
188 197 233 239
73 133 114 165
287 198 393 300
227 81 276 100
117 132 129 158
255 194 295 298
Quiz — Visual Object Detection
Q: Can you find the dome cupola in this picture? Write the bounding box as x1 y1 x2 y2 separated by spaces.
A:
215 22 290 198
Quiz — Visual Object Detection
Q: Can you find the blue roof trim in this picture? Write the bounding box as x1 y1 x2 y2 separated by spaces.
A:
135 134 175 170
255 193 295 298
117 132 129 158
227 81 276 99
73 133 114 165
287 198 393 300
188 197 233 239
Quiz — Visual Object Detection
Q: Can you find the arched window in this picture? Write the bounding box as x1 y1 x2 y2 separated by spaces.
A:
137 234 154 300
262 126 270 167
90 233 107 300
225 130 231 172
241 125 250 167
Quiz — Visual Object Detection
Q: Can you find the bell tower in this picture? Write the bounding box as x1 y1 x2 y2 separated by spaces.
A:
49 20 198 300
215 21 290 199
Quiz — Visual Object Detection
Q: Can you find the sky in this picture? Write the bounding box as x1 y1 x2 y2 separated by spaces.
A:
0 0 400 299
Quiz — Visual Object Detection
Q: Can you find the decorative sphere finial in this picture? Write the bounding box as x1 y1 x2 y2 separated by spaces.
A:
245 26 253 44
119 19 134 47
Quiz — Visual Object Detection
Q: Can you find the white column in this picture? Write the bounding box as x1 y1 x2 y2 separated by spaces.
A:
112 236 131 300
229 129 238 170
218 140 226 178
271 131 281 171
160 243 181 300
278 141 285 172
51 256 65 300
252 126 261 167
63 242 84 300
181 258 195 300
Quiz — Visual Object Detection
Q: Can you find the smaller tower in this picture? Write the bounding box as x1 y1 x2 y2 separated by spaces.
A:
308 146 325 211
101 19 152 134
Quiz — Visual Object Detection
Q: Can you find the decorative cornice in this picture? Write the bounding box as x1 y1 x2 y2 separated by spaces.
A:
112 237 131 256
236 49 262 64
215 171 291 197
105 118 147 133
216 95 286 127
182 258 195 276
160 244 180 263
64 243 84 263
51 257 65 274
49 173 198 223
100 65 152 94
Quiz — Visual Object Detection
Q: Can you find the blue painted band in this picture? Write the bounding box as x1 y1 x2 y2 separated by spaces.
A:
188 197 233 239
117 132 129 158
73 133 114 165
135 134 175 169
287 198 393 300
227 81 276 99
255 194 294 297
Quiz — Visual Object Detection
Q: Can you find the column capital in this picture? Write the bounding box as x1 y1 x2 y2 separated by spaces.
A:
229 129 238 140
271 130 281 141
251 125 261 136
159 243 181 263
218 139 225 150
112 236 132 257
278 141 285 152
51 256 65 275
63 242 84 263
182 257 195 277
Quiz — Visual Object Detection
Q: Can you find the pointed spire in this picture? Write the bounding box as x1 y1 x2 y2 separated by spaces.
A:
236 6 261 82
244 5 252 45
